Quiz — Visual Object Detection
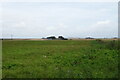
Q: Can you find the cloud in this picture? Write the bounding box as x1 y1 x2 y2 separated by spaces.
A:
96 20 110 25
13 22 26 28
83 20 118 37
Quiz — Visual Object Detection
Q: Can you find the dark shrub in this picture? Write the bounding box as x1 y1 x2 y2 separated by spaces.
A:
96 39 104 43
106 40 118 50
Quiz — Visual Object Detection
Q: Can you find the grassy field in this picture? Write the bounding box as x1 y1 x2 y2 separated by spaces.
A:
2 39 118 78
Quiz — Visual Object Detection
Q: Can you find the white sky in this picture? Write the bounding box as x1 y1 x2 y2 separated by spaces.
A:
0 1 118 38
0 0 119 2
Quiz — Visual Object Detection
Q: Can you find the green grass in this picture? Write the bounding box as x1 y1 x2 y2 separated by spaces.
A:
2 40 118 78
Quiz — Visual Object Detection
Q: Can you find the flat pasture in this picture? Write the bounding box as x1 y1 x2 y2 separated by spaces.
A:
2 39 118 78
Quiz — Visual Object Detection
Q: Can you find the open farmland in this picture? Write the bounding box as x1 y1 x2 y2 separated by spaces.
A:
2 40 118 78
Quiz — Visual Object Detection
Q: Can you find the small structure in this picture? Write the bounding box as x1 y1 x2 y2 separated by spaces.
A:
45 36 68 40
58 36 68 40
85 37 94 39
46 36 56 40
113 37 118 39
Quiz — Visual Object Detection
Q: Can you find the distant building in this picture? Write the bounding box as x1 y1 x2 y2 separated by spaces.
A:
46 36 56 40
42 37 46 39
46 36 68 40
58 36 68 40
113 37 118 39
85 37 94 39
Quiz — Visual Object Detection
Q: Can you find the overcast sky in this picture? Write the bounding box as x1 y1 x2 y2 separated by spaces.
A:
1 2 118 38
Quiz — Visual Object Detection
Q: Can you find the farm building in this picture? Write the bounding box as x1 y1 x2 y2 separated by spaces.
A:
58 36 68 40
46 36 68 40
46 36 56 40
